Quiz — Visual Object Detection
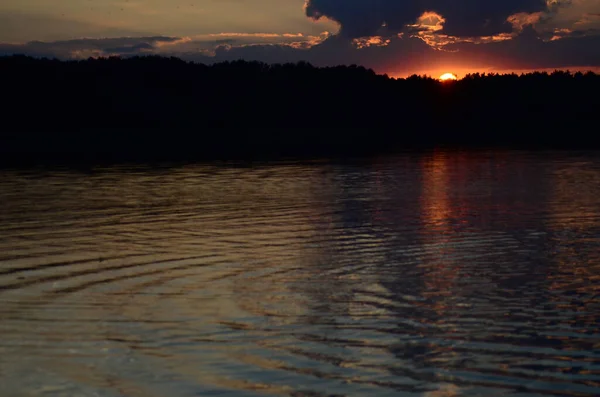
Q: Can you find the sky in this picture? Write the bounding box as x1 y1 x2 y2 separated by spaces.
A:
1 0 599 77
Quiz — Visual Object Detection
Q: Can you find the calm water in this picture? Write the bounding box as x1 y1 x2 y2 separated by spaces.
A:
1 151 599 397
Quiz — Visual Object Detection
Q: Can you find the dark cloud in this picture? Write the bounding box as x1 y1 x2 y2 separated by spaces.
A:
0 36 181 59
305 0 549 37
305 1 422 37
103 43 155 54
434 0 548 36
2 29 599 77
213 39 237 45
446 26 600 69
197 35 431 72
198 30 600 75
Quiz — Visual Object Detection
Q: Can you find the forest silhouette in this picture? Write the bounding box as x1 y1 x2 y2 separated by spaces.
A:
1 55 599 163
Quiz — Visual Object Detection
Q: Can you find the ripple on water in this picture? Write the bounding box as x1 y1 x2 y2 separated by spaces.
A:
0 151 600 396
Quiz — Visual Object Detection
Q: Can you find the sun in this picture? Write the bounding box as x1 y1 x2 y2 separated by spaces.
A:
439 73 458 81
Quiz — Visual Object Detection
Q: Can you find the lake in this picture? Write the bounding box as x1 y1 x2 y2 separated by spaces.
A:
0 150 599 397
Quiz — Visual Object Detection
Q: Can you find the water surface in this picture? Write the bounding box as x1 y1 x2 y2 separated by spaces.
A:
1 150 599 396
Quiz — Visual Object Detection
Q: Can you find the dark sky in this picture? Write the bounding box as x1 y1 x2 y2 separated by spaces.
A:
1 0 599 76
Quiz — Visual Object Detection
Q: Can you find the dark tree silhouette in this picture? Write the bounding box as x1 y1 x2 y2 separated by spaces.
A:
0 55 598 164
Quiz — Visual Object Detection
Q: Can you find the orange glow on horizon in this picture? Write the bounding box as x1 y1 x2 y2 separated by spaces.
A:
439 72 458 81
393 65 600 80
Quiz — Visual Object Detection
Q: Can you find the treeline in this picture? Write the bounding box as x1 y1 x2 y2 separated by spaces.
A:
1 55 599 162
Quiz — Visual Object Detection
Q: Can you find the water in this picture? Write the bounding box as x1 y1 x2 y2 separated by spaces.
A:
0 150 599 397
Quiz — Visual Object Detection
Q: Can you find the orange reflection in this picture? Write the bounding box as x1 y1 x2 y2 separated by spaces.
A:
420 150 459 306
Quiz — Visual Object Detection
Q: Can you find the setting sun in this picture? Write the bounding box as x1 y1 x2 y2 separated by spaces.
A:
439 73 458 81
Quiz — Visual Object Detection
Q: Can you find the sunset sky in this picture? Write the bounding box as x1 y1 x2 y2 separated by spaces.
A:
1 0 599 77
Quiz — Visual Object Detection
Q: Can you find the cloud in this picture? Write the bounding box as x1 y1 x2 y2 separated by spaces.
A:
435 0 549 36
352 36 391 49
538 0 600 32
446 26 600 69
302 0 600 52
0 32 331 60
507 11 545 31
0 36 182 59
208 34 447 76
2 30 599 76
305 0 551 38
1 0 598 78
403 11 513 50
103 42 155 54
194 28 600 76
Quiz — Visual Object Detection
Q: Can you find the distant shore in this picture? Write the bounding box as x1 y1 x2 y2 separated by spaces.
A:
1 55 598 164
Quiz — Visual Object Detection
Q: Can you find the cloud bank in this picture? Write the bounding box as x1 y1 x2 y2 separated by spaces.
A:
1 0 598 76
305 0 549 37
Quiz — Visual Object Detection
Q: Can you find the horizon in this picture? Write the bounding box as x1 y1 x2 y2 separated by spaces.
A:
3 53 597 158
3 53 600 81
1 1 599 77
